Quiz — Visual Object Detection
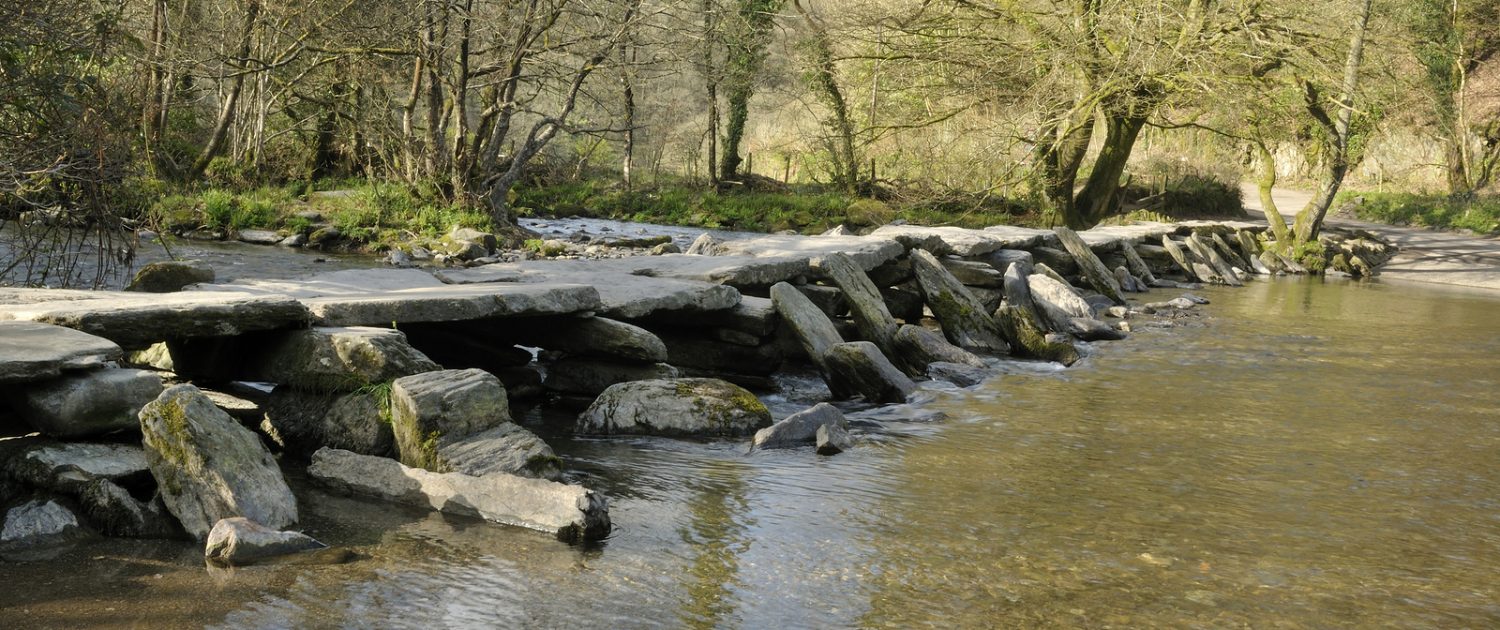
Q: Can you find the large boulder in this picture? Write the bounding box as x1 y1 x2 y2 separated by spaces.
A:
892 324 986 370
434 424 562 480
909 249 1009 354
751 403 848 451
250 327 440 392
262 387 395 458
138 385 298 540
994 305 1081 366
0 499 79 544
522 317 668 363
9 368 163 438
544 359 679 397
204 517 326 566
576 378 771 438
390 369 510 471
1027 274 1094 333
939 258 1004 287
308 447 610 543
820 253 901 365
78 479 181 539
125 261 214 293
770 282 844 367
1051 227 1126 305
0 321 122 384
2 440 152 494
822 341 917 404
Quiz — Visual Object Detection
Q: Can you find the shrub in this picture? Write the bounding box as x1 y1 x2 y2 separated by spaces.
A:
1120 172 1244 219
1338 191 1500 235
199 189 237 231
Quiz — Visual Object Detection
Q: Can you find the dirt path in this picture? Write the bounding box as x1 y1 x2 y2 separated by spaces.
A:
1238 183 1500 292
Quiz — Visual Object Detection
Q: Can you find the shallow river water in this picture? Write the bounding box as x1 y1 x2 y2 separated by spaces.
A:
2 276 1499 629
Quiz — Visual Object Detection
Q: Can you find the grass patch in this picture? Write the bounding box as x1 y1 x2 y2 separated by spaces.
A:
512 181 1040 233
1338 191 1500 235
145 181 495 250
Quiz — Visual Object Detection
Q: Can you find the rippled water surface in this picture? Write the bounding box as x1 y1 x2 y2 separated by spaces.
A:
3 277 1498 628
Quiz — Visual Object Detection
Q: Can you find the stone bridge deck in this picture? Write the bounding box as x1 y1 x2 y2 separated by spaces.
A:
0 220 1262 352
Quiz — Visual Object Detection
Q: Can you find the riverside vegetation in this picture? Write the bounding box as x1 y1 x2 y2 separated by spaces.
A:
5 0 1499 288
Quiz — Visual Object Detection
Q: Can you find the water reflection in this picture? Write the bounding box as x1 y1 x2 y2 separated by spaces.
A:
3 277 1498 628
676 461 751 628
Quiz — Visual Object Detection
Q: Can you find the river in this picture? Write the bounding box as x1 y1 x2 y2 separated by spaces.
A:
2 275 1497 628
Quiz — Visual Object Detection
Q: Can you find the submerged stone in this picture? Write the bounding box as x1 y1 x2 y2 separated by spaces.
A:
204 517 326 566
751 403 848 450
307 447 610 543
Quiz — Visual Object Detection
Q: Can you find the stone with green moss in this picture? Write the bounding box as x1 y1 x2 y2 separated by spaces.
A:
262 385 396 458
909 249 1009 354
576 378 771 438
125 261 215 293
433 423 563 481
138 384 298 540
250 326 440 393
389 369 510 471
994 305 1081 366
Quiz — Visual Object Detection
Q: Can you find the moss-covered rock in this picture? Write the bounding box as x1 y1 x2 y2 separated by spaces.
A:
125 261 214 293
138 384 298 540
994 305 1081 366
389 369 510 471
576 378 771 438
845 199 895 227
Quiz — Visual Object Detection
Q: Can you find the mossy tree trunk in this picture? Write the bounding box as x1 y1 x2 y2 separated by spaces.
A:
793 0 858 195
717 0 783 183
1065 113 1146 229
1291 0 1372 245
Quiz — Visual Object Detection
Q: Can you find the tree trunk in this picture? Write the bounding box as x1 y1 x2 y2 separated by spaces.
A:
449 0 474 198
620 43 635 190
1253 139 1291 242
422 1 449 182
189 0 260 179
1292 0 1373 244
142 0 168 176
703 0 719 187
1036 104 1094 223
1444 135 1470 196
400 56 425 182
794 0 857 194
1066 113 1145 229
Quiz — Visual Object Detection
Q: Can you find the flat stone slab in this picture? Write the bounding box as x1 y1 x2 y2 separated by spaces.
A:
870 225 1022 257
194 268 449 297
1175 220 1267 235
308 447 610 543
979 225 1056 249
196 268 601 326
1077 223 1181 250
717 235 903 271
0 321 122 384
437 259 742 320
303 283 601 327
0 291 311 349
